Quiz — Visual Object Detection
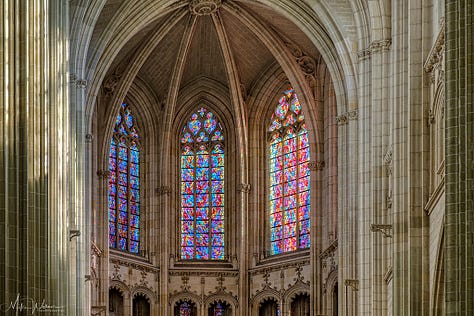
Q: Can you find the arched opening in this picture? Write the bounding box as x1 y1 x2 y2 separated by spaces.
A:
290 293 310 316
109 288 124 316
332 283 338 316
208 300 232 315
258 298 280 316
174 299 197 316
133 294 150 316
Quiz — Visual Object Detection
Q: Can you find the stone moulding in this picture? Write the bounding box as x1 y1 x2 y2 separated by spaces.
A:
357 39 392 60
189 0 222 15
424 22 445 74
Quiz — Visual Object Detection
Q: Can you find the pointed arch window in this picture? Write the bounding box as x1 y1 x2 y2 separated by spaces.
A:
108 103 141 253
268 89 310 255
180 107 225 260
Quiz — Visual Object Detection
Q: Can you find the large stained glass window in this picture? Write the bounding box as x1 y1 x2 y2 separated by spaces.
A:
180 107 225 260
268 89 310 255
108 103 141 253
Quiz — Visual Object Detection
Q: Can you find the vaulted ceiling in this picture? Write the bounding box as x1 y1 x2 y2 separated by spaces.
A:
89 0 324 109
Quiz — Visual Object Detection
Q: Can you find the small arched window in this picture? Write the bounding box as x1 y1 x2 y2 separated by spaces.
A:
268 89 310 255
180 107 225 260
108 103 141 253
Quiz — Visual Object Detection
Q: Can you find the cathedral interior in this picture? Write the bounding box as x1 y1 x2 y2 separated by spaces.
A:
0 0 473 315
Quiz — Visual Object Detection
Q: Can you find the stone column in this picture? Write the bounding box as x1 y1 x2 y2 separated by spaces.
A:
0 0 72 313
445 0 474 314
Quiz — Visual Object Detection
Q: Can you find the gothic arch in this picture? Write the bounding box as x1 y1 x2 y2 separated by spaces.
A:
169 292 202 310
205 294 238 311
284 280 310 303
131 286 157 304
251 287 282 314
110 280 131 296
83 0 357 131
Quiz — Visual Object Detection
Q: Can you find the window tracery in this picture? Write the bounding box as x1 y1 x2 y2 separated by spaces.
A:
268 89 310 255
108 103 141 253
180 107 225 260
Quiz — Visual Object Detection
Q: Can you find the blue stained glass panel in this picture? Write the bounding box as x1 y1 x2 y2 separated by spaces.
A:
181 221 194 234
196 194 209 207
118 185 127 199
196 155 209 167
211 220 224 233
182 182 194 194
211 207 224 219
299 234 310 248
130 203 139 215
195 168 208 181
211 181 224 193
182 169 194 181
182 195 194 207
196 247 209 260
181 156 194 168
109 222 116 235
212 247 224 259
211 154 224 167
196 234 209 246
130 163 139 176
181 247 193 259
211 194 224 206
182 208 194 220
211 235 224 246
195 181 208 193
196 220 208 234
108 196 116 210
109 236 116 248
119 238 127 250
195 208 208 220
182 234 194 246
129 176 139 189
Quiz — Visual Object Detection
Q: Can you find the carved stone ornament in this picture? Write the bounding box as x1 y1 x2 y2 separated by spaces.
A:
424 22 445 74
96 169 111 179
103 72 121 96
335 114 348 125
344 279 359 291
76 79 87 89
383 145 393 176
189 0 221 15
238 183 251 193
346 109 359 121
309 161 325 171
85 133 93 143
357 39 392 60
155 186 171 196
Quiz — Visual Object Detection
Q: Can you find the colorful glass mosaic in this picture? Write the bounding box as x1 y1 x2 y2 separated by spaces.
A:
108 103 140 253
178 302 192 316
181 107 225 260
268 89 310 255
212 302 225 316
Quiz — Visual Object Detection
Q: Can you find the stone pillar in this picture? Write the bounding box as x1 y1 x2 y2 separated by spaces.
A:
445 0 474 314
0 0 72 313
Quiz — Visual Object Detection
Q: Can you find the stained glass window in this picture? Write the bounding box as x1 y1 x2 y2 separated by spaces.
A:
179 302 192 316
212 302 224 316
268 89 310 255
108 103 141 253
180 107 225 260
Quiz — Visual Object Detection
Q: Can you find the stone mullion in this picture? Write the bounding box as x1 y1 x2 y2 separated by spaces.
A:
370 44 391 315
358 47 372 316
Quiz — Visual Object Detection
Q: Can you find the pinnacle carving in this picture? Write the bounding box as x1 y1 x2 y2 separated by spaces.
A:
189 0 221 15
